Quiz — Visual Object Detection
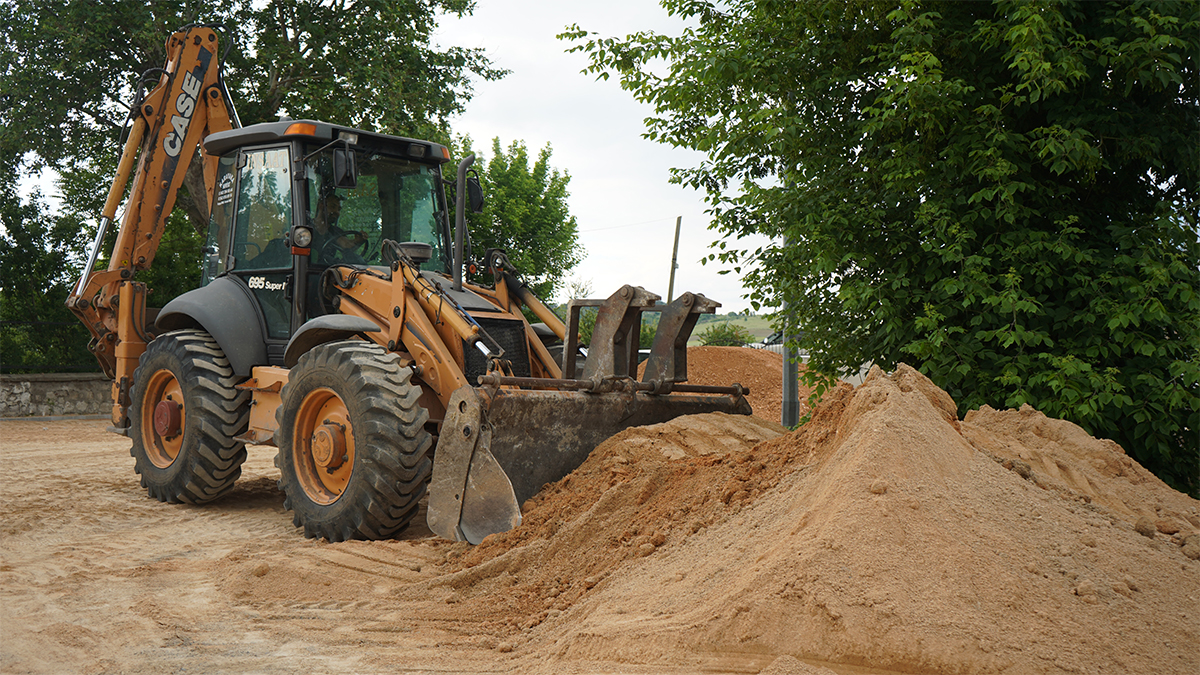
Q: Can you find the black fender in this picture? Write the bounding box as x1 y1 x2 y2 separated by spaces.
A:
284 315 382 367
156 276 268 377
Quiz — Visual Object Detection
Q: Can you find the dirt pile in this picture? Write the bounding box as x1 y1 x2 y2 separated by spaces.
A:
962 403 1200 537
434 412 792 634
446 364 1199 674
653 345 813 424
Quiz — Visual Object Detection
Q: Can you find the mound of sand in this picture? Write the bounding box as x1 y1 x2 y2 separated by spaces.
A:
444 364 1199 674
648 345 812 424
962 404 1199 535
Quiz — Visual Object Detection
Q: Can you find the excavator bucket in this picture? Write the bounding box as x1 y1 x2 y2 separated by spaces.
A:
427 384 751 543
427 286 753 544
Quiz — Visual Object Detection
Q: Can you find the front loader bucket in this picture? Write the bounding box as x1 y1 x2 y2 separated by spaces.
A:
427 384 752 543
427 284 749 544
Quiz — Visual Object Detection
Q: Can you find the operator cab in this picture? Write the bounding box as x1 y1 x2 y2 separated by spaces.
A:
199 119 453 365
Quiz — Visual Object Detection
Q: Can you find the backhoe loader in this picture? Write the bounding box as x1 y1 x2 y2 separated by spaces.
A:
67 26 751 544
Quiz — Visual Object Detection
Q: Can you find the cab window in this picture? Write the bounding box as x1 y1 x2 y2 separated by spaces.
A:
233 147 293 271
201 155 237 285
304 148 447 272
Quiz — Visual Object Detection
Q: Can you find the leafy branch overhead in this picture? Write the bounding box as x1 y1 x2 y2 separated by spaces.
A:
565 0 1199 495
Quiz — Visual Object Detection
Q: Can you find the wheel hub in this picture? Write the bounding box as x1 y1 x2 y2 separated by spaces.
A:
291 387 355 504
311 422 347 470
154 400 182 439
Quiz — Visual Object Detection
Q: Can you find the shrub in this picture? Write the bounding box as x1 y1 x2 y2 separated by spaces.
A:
697 322 753 347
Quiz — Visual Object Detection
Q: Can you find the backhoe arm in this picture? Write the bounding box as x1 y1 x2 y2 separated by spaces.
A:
67 27 235 413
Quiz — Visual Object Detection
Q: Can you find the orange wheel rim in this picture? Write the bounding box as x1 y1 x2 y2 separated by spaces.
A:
293 387 355 505
141 369 185 468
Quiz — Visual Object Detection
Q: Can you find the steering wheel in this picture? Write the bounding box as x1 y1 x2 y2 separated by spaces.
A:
319 230 370 264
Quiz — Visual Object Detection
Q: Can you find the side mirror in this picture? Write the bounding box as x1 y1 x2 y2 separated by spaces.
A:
332 147 357 189
467 174 485 213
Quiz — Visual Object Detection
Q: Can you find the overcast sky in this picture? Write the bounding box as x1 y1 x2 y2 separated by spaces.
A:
436 0 770 312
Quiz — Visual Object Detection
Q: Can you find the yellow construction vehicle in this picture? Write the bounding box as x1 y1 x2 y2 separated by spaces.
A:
67 26 751 543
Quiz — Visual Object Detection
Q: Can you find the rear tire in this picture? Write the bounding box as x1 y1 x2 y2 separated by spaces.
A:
128 329 251 504
274 341 433 541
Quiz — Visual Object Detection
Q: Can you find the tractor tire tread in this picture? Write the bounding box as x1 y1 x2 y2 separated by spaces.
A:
128 329 250 505
274 341 432 541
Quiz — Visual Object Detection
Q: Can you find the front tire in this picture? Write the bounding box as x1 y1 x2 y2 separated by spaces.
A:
274 341 433 541
128 329 251 503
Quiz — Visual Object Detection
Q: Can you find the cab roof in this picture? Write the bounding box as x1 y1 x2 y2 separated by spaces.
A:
203 119 451 164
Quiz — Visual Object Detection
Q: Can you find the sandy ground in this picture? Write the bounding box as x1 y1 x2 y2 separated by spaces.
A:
2 354 1197 675
0 347 828 675
0 418 858 675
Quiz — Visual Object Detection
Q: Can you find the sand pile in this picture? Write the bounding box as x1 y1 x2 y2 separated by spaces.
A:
962 404 1199 537
651 345 813 424
444 364 1199 674
434 412 792 628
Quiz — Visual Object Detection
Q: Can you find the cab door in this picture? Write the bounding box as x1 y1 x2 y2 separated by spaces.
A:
227 146 295 363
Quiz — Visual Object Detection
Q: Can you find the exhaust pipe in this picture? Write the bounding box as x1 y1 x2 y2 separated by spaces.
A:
452 154 475 292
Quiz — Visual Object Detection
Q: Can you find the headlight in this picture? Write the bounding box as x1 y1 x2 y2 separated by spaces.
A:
292 227 313 247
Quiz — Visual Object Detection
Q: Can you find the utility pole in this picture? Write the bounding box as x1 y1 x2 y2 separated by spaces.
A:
667 216 682 303
783 321 800 426
782 234 800 427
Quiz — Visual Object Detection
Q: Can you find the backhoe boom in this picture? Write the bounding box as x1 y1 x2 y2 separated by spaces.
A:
67 26 235 424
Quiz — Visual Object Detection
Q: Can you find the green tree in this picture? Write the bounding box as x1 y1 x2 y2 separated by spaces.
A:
639 316 657 349
566 1 1200 495
1 0 504 236
0 162 94 372
460 137 584 301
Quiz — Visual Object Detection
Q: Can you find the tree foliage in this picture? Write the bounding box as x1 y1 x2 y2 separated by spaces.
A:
1 0 505 234
460 137 584 301
1 0 503 167
0 157 204 373
0 160 93 372
566 0 1200 495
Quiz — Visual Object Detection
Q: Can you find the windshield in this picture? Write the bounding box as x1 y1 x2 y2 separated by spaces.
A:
305 147 448 271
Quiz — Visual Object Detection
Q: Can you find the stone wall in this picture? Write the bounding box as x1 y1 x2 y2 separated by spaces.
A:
0 373 111 418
